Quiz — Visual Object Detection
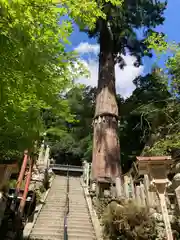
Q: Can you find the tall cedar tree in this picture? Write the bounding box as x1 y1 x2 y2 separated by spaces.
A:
89 0 167 182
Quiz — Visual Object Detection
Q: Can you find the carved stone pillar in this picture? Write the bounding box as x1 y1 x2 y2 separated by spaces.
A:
44 145 50 168
129 175 135 199
144 174 154 207
86 162 90 187
172 162 180 211
82 160 86 183
115 177 122 198
37 141 45 166
124 175 129 199
140 182 146 206
175 185 180 212
91 181 96 193
135 185 141 205
152 180 173 240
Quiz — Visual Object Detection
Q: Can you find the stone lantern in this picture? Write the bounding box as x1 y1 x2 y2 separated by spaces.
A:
136 156 173 240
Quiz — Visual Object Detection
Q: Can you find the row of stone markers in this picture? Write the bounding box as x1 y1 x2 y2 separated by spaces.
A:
37 141 50 169
82 155 180 240
82 160 164 208
82 161 160 206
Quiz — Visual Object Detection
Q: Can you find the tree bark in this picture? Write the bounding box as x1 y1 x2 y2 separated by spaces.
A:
91 22 121 183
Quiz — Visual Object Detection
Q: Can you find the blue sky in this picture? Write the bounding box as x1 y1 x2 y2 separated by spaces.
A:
69 0 180 98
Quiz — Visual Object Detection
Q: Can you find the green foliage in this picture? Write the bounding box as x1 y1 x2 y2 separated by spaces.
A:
45 67 180 167
145 31 168 55
45 64 180 169
35 188 43 204
8 179 17 189
46 86 95 165
0 0 86 161
171 215 180 239
142 45 180 156
73 0 169 171
8 179 25 189
59 0 123 30
121 62 180 157
102 200 157 240
131 50 180 156
166 47 180 96
142 99 180 156
119 67 172 169
92 196 112 219
86 0 167 65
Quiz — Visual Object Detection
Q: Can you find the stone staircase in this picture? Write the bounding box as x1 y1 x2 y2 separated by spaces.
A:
29 175 96 240
29 175 66 240
68 177 96 240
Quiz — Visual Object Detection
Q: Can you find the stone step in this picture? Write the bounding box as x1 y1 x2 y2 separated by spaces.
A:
34 220 62 226
68 237 95 240
32 225 64 230
68 222 92 227
31 229 63 235
69 202 87 205
40 207 65 211
69 203 87 205
68 211 90 215
69 209 90 213
32 223 63 229
35 217 62 221
29 176 67 240
35 213 62 218
68 216 91 221
37 210 63 215
47 195 65 197
68 214 91 218
69 205 88 208
68 227 94 234
67 178 95 240
69 194 84 196
67 232 96 239
42 203 65 207
43 203 65 206
43 198 64 202
30 233 63 240
68 222 93 229
34 218 62 223
29 176 96 240
39 212 63 215
45 198 65 201
68 219 93 225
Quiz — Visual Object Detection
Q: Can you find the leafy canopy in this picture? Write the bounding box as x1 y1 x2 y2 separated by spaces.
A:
0 0 87 160
84 0 167 68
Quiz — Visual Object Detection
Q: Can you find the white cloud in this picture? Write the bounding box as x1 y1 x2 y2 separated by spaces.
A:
75 42 100 55
75 43 144 98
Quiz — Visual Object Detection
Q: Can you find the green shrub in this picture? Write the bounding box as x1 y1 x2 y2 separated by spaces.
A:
35 189 42 205
171 215 180 239
92 196 112 219
8 179 26 189
39 184 46 193
102 199 157 240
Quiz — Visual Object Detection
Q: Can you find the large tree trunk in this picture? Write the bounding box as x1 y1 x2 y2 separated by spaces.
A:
91 22 121 185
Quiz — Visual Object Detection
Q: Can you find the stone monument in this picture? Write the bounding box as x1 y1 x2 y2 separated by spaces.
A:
136 156 173 240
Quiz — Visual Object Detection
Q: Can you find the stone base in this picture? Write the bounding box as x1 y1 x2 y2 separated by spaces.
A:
96 181 111 198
